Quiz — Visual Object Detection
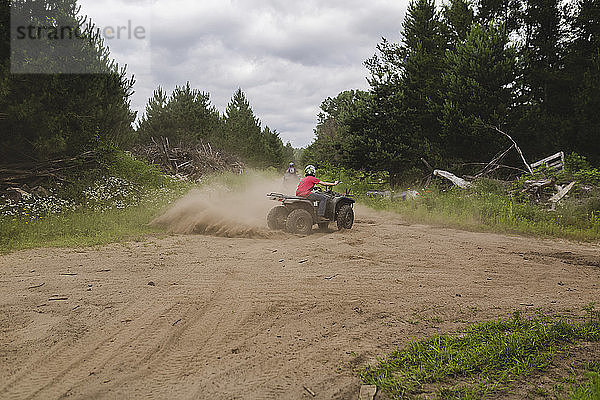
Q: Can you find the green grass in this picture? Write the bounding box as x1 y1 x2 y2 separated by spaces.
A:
0 196 168 253
362 189 600 241
359 314 600 399
312 162 600 241
568 370 600 400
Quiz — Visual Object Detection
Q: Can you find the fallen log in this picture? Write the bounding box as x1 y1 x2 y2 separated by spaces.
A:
549 181 575 203
433 170 471 188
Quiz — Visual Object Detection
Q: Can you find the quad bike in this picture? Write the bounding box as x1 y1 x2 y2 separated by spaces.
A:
266 186 355 235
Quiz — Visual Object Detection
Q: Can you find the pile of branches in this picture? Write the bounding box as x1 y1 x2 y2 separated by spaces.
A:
0 151 100 193
131 137 245 180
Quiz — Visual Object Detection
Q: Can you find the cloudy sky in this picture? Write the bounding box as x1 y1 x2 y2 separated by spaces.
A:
78 0 408 147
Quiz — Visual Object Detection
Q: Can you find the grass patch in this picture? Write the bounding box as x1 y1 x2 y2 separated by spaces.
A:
362 189 600 241
568 368 600 400
0 190 178 253
359 314 600 399
311 163 600 241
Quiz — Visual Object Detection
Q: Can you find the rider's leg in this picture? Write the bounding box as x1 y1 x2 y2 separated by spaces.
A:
307 192 327 217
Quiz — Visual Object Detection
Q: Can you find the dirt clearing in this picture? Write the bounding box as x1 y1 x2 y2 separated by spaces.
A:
1 205 599 399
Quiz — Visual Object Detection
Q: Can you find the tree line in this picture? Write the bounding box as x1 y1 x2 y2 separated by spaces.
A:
303 0 600 183
137 85 294 168
0 0 293 169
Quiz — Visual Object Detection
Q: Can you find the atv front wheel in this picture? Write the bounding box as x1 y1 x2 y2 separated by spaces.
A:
336 204 354 230
285 209 313 235
267 206 289 230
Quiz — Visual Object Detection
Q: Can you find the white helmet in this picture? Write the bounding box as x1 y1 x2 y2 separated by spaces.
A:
304 164 316 176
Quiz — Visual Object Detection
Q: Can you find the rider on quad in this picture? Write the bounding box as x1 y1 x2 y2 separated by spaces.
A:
283 162 299 184
286 162 297 175
296 165 338 218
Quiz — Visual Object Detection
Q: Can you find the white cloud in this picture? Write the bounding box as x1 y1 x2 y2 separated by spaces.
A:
78 0 408 147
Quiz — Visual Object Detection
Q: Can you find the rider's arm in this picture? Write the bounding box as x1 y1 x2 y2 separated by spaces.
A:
318 180 339 186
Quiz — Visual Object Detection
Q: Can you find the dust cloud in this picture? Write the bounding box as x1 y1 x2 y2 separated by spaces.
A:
151 174 297 239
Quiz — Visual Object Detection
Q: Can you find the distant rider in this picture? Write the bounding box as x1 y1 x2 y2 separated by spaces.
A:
286 162 297 175
296 165 338 218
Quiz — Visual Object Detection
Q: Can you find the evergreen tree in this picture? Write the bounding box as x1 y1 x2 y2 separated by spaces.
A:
562 0 600 163
363 0 448 181
223 88 263 162
442 0 475 47
137 83 221 145
521 0 562 106
0 0 136 162
510 0 566 158
441 23 517 162
303 90 375 169
139 83 221 144
261 126 286 167
283 142 295 164
476 0 522 32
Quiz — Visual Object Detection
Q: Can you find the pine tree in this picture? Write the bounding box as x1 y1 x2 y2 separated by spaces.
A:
261 126 286 167
223 88 263 162
442 0 475 47
0 0 136 162
364 0 448 181
562 0 600 163
441 23 517 162
303 90 375 169
136 83 221 145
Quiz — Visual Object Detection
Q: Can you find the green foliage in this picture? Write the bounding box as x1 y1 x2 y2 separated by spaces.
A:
306 0 600 178
0 168 279 253
365 187 600 241
442 0 475 44
470 178 509 195
223 88 263 161
566 152 593 173
0 0 136 162
222 88 290 167
136 83 221 146
105 150 167 187
567 370 600 400
302 90 374 168
312 164 389 195
573 169 600 186
360 315 600 399
359 0 449 180
137 85 291 168
0 191 172 253
440 23 517 163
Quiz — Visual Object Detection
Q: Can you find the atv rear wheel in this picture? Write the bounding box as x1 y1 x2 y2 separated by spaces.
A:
267 206 289 230
336 204 354 230
285 209 313 235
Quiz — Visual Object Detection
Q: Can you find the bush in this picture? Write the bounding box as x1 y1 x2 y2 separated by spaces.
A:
314 164 390 195
105 149 167 187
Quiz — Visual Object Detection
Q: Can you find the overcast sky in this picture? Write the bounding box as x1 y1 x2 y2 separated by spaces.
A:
78 0 408 148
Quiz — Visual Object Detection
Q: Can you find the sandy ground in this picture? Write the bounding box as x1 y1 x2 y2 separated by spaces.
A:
1 205 599 399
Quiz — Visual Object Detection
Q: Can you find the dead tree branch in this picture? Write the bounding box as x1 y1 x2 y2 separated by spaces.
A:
488 125 533 174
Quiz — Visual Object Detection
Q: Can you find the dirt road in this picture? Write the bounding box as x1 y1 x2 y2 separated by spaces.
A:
1 206 599 399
